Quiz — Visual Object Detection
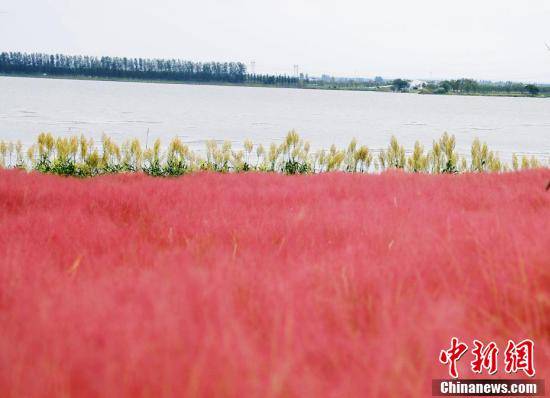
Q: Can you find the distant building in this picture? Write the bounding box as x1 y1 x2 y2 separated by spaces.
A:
409 80 427 91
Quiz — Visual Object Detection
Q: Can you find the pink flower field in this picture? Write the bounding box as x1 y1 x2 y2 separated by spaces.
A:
0 169 549 397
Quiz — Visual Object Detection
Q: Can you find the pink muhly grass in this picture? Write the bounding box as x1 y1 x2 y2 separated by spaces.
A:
0 169 548 397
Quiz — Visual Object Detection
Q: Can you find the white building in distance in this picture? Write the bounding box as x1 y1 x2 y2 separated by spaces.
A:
409 80 428 90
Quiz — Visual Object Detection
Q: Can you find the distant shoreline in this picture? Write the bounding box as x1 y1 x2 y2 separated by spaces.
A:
2 73 548 99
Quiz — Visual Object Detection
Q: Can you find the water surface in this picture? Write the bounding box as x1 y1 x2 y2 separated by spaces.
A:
1 76 549 160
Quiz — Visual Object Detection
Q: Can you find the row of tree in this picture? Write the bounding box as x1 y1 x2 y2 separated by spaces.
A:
2 52 546 95
391 78 547 96
0 51 306 86
246 73 299 86
432 79 546 96
0 52 251 83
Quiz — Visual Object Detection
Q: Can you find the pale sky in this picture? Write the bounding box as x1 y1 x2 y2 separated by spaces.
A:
1 0 549 82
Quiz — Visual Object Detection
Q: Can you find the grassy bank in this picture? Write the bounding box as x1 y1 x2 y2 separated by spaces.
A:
421 90 550 98
0 169 548 397
0 131 547 177
2 73 549 98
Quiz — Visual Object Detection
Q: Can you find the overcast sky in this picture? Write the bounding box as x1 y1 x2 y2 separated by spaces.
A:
1 0 549 82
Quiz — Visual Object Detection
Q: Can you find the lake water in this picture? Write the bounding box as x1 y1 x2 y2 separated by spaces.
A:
1 76 549 160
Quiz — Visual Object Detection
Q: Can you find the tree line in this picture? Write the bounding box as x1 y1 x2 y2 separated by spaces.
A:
390 78 548 96
247 73 299 86
0 51 253 83
0 51 303 86
2 52 545 95
427 79 547 96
